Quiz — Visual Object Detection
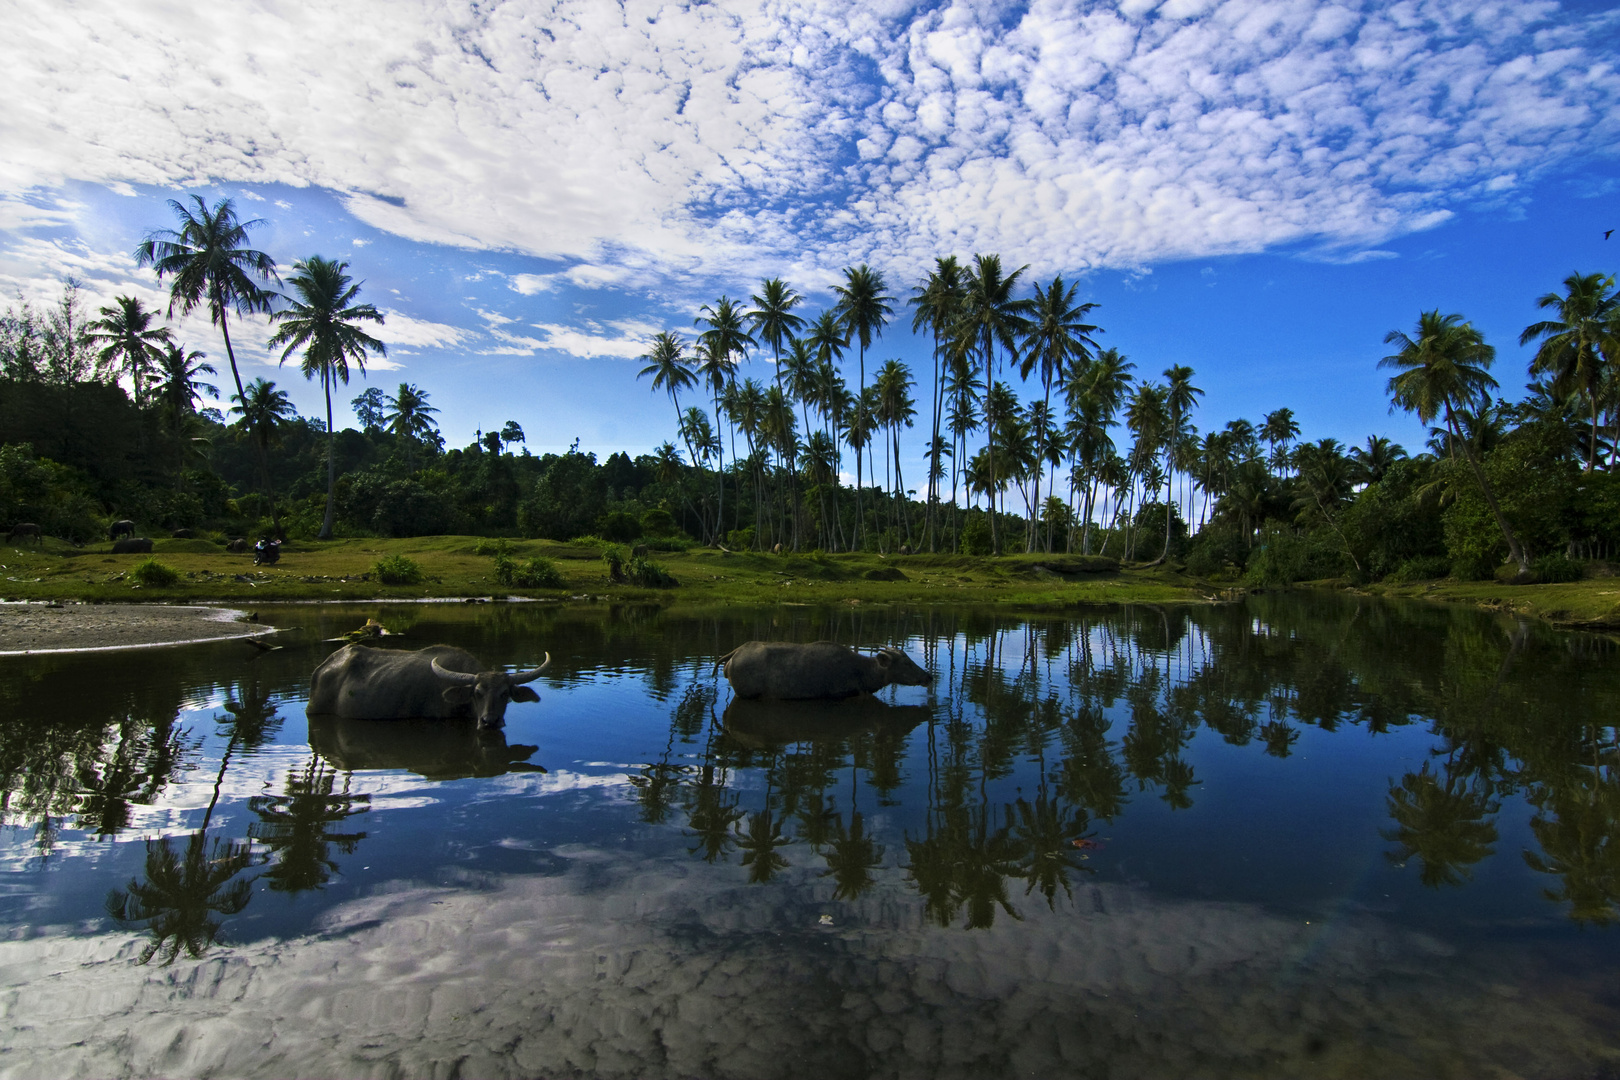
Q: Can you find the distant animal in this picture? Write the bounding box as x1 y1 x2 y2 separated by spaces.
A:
771 543 783 554
225 538 249 553
171 528 194 539
7 523 41 545
108 519 135 541
631 543 650 558
112 537 153 554
307 643 552 729
899 544 912 555
717 641 932 700
1607 229 1614 240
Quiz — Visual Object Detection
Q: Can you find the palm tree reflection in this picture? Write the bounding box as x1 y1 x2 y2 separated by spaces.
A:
105 831 255 965
1382 760 1499 887
248 757 370 894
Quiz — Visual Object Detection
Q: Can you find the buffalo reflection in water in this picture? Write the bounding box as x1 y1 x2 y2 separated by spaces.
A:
719 696 932 750
308 715 547 781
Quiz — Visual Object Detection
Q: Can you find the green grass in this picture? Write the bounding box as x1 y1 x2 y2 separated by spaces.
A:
1362 573 1620 630
0 533 1211 609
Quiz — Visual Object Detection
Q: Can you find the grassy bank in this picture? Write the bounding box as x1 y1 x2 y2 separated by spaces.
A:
1357 574 1620 630
0 534 1212 609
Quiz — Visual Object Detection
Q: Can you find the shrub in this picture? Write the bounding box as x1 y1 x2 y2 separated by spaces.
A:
373 554 424 585
959 514 992 556
864 566 906 581
1531 553 1583 584
627 556 676 588
601 545 626 581
513 557 564 588
131 558 179 587
1388 555 1452 583
1451 553 1496 581
725 527 756 551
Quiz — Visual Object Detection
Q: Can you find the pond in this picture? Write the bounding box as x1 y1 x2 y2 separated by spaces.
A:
1 595 1618 1077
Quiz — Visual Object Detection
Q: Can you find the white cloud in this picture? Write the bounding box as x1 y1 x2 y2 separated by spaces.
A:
0 0 1613 284
377 309 471 349
524 320 656 360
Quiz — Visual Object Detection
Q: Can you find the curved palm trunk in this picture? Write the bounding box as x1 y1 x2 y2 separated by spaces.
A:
983 330 999 555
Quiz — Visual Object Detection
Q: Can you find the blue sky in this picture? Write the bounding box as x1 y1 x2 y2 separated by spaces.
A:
1 0 1616 479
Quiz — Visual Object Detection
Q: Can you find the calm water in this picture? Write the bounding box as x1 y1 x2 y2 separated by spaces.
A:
2 595 1618 1078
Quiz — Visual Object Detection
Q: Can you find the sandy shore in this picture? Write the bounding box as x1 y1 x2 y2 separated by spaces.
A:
0 602 273 655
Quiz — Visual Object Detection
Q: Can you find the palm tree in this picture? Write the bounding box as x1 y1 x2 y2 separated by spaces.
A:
153 341 217 421
85 295 173 406
910 256 966 550
135 196 279 499
1260 407 1301 479
1382 310 1529 572
1022 275 1100 544
1348 435 1406 486
875 359 916 542
638 331 697 463
229 378 296 530
266 256 387 539
1520 272 1619 473
384 382 440 472
1156 365 1202 563
696 298 756 545
832 267 893 545
957 255 1034 553
746 278 805 388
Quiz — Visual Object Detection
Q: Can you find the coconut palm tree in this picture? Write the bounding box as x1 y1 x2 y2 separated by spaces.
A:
153 341 217 421
832 267 893 545
1382 310 1528 572
1022 276 1100 542
957 255 1034 553
1260 407 1301 479
384 382 440 473
910 257 966 550
1348 435 1407 486
637 331 697 467
266 256 387 539
875 359 916 542
1155 365 1202 563
135 196 279 499
229 378 295 531
1520 272 1620 473
746 278 805 388
697 298 756 545
85 295 173 406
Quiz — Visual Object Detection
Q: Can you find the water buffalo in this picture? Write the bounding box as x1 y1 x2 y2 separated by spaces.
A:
112 537 153 554
225 538 249 553
171 528 194 539
308 714 547 781
718 641 932 700
109 519 135 541
7 523 41 545
308 644 551 729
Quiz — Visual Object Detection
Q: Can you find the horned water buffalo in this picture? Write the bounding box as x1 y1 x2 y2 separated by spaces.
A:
109 519 135 541
718 641 932 700
7 523 41 545
308 644 551 729
112 537 153 554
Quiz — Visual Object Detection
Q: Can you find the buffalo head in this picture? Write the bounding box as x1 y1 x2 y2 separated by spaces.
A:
875 646 932 688
430 653 551 728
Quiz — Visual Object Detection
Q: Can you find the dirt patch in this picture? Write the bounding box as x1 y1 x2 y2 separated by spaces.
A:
0 602 273 655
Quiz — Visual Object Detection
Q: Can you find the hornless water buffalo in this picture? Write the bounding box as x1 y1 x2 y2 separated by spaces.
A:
7 523 41 545
109 519 135 541
718 641 932 700
171 528 194 539
112 537 153 554
225 538 249 553
308 643 551 729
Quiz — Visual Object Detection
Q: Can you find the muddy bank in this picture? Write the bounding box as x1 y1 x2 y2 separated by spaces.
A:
0 602 272 654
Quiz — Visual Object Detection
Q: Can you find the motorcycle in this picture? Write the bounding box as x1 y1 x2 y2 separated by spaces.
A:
253 539 282 566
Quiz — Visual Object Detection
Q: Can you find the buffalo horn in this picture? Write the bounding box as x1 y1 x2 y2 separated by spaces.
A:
430 656 479 684
511 653 552 684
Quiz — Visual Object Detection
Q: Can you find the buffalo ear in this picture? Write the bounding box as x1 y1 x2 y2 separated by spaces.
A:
875 650 893 668
510 685 540 703
442 685 475 705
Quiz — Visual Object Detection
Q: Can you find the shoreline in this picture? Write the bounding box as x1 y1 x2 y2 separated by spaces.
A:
0 602 277 656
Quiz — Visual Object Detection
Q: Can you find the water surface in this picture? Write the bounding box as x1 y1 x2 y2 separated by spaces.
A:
2 595 1618 1077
